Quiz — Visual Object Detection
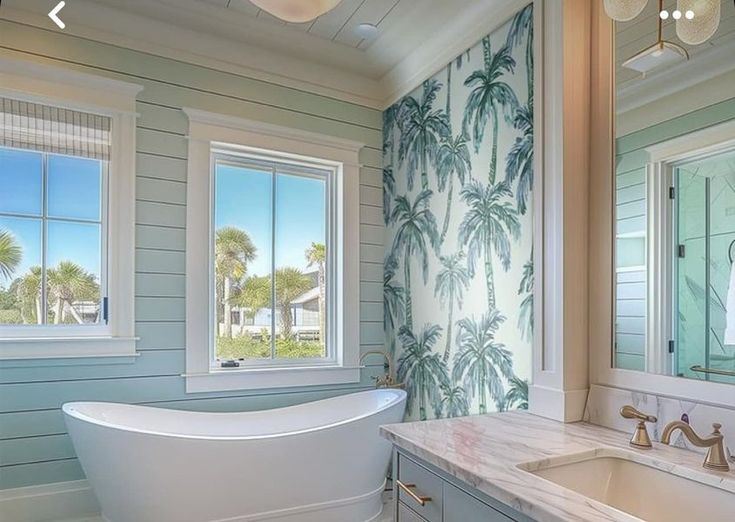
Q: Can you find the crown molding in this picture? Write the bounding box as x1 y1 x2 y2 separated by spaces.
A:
1 0 520 110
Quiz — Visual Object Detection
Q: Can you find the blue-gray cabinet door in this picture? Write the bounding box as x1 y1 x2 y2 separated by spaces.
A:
443 483 515 522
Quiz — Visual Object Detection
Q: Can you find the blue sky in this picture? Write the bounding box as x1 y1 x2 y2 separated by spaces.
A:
0 148 102 287
215 163 326 277
0 149 326 288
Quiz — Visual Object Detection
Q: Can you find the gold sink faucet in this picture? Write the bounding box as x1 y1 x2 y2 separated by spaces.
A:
620 405 657 449
661 421 730 472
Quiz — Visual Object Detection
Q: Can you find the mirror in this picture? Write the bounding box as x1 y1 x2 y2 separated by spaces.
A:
613 0 735 383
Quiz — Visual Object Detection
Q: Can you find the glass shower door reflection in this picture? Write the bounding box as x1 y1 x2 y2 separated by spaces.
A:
675 149 735 384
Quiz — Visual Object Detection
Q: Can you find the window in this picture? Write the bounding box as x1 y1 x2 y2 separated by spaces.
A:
0 100 109 329
213 151 331 366
184 109 362 392
0 58 141 359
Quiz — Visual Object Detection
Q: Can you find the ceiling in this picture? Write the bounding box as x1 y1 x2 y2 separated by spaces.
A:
199 0 402 50
1 0 517 108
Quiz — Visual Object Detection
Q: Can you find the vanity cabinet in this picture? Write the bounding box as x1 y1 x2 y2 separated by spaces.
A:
393 449 533 522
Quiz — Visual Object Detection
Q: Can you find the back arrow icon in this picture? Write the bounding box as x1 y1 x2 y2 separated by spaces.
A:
48 1 66 29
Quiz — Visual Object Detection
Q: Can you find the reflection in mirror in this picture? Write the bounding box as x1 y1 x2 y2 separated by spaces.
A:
613 0 735 383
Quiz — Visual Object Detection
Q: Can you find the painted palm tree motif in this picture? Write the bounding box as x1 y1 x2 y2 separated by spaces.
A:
518 254 533 342
462 38 518 183
305 242 327 343
384 255 405 356
15 265 42 324
397 323 448 420
506 3 534 104
504 376 529 410
436 133 472 242
383 166 395 225
459 180 520 310
0 230 21 281
47 261 99 324
397 79 450 191
215 227 256 338
453 312 514 414
390 190 440 330
439 383 471 418
506 102 533 215
434 252 470 362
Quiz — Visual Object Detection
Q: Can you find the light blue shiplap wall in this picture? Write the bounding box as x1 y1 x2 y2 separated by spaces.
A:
0 20 384 490
615 96 735 371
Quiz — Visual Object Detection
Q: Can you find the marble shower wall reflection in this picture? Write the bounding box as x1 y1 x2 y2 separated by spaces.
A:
382 4 534 421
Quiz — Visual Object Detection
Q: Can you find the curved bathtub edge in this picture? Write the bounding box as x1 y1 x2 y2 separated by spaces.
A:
62 389 407 441
99 480 386 522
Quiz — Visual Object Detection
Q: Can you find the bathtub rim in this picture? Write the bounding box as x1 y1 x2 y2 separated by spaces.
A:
62 388 406 441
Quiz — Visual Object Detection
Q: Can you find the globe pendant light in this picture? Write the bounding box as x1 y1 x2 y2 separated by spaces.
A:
604 0 649 21
676 0 722 45
249 0 342 23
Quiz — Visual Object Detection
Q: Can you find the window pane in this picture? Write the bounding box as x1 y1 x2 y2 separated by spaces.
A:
46 221 101 324
274 171 327 359
0 217 42 325
0 148 42 216
47 155 102 221
214 162 273 361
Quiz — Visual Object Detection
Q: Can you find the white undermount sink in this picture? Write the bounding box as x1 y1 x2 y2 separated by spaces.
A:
519 449 735 521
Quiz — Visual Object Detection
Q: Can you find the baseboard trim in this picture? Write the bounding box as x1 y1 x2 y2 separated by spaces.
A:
0 480 100 522
528 385 589 422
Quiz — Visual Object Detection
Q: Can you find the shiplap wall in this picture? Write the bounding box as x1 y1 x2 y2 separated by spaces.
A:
614 96 735 372
0 20 385 490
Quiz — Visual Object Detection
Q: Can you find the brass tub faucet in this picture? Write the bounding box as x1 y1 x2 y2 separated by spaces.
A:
661 421 730 472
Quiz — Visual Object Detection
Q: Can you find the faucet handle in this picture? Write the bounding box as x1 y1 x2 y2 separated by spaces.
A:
620 405 657 423
620 405 657 449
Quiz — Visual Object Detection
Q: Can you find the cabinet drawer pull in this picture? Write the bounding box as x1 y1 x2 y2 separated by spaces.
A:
397 480 432 506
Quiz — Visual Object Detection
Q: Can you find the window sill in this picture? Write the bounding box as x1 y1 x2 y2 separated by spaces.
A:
0 336 138 361
183 365 361 393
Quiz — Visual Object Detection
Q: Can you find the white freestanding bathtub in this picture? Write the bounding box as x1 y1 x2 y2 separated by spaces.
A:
63 388 406 522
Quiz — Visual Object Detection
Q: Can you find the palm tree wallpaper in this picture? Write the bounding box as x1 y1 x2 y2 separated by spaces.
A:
384 4 533 421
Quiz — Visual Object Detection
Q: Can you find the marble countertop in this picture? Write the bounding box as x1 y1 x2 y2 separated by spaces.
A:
380 411 735 522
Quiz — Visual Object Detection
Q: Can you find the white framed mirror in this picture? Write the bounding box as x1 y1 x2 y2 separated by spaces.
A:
590 0 735 405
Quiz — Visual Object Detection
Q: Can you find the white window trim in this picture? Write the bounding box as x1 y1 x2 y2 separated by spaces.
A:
183 108 363 393
0 57 142 360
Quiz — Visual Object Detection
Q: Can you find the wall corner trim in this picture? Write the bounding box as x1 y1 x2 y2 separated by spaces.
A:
528 385 589 422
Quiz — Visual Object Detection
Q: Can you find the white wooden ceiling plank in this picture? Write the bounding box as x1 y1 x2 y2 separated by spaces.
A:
226 0 261 16
334 0 399 47
308 0 365 40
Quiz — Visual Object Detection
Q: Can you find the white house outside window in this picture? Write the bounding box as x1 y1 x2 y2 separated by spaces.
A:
184 109 362 392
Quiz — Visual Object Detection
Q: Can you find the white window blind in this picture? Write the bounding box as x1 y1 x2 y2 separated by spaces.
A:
0 97 112 161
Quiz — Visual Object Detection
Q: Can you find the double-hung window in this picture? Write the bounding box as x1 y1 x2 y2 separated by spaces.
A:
184 109 362 392
0 58 140 359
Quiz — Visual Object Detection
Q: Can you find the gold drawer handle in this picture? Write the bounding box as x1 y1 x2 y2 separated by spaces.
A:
397 479 432 506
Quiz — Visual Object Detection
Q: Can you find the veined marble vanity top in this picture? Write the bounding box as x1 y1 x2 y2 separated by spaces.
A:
380 411 735 522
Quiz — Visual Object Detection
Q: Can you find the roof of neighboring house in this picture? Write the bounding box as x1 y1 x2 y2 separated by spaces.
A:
291 287 320 305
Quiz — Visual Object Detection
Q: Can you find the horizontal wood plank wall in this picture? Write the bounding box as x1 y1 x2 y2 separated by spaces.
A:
613 96 735 373
0 20 385 490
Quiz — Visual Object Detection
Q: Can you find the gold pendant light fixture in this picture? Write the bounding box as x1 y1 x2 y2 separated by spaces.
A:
604 0 724 46
675 0 722 44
